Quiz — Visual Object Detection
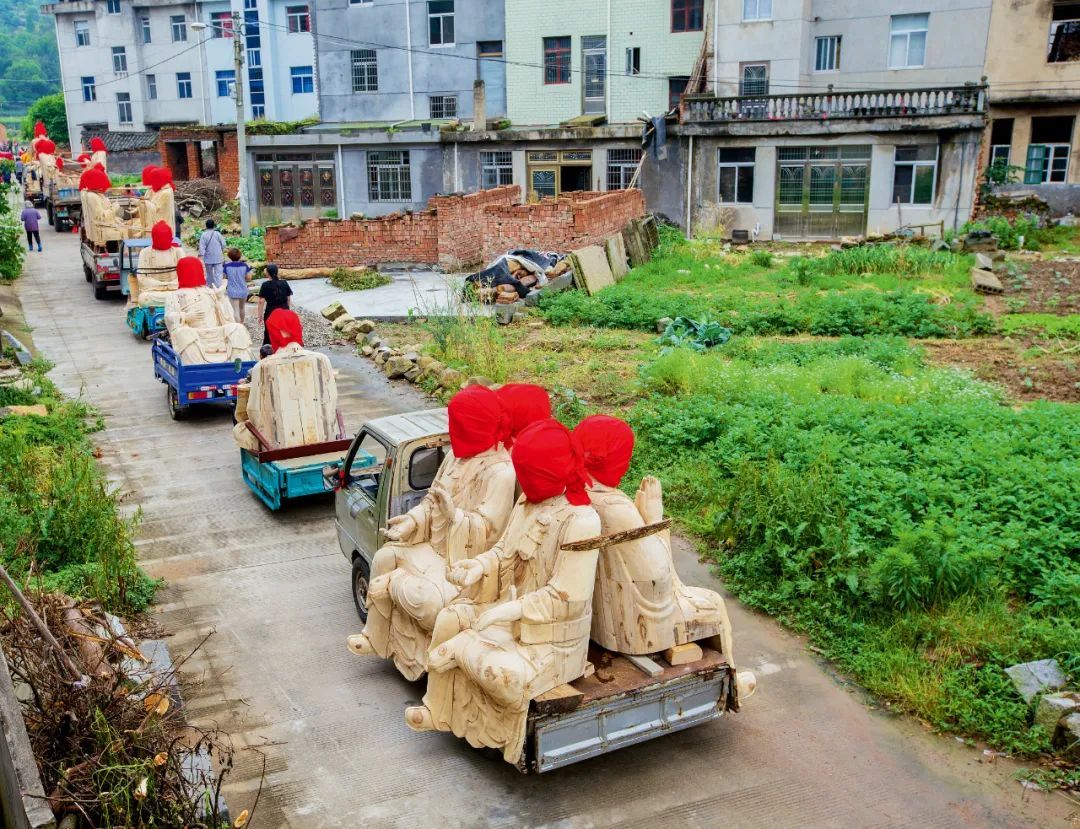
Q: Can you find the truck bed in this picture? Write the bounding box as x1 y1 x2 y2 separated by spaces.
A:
521 644 734 773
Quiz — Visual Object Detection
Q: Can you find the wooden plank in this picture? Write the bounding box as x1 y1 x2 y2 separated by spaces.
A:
256 437 353 464
664 642 704 667
533 683 584 716
626 654 664 678
570 645 728 706
561 519 672 551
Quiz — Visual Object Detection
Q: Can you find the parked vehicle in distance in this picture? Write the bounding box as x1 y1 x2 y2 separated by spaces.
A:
329 409 743 773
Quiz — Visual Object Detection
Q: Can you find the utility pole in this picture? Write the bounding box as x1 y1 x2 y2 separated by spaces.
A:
233 11 250 235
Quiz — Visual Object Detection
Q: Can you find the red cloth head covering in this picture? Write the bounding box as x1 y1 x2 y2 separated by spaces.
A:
511 418 591 506
495 383 551 446
141 165 158 185
35 138 55 156
148 167 173 192
54 157 64 170
176 256 206 289
151 221 174 251
77 153 90 163
447 385 510 459
79 167 111 192
90 137 106 152
267 309 304 352
33 122 46 138
574 415 635 488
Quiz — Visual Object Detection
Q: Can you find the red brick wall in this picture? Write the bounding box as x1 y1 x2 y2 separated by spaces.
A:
157 128 237 193
264 185 520 270
480 189 645 261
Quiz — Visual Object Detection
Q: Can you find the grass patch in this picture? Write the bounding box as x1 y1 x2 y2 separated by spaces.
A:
328 267 392 292
0 357 155 613
1000 313 1080 339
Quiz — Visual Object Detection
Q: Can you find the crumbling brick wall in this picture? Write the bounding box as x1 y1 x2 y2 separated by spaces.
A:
264 185 520 270
480 190 646 262
157 128 238 194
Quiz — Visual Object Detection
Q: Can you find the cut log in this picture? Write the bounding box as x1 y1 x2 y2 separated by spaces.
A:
533 683 584 715
664 642 703 667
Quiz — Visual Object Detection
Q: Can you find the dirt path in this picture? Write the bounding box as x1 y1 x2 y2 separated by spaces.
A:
11 229 1077 828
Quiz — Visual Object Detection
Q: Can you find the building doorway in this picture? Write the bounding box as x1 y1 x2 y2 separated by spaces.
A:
526 150 593 199
774 145 870 239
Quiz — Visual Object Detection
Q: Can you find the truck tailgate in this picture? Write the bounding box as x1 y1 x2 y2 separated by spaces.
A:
526 646 734 773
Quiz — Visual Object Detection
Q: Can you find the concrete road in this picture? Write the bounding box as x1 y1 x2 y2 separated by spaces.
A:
14 230 1075 829
288 269 491 321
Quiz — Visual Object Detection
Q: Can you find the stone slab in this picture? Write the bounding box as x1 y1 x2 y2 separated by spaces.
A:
605 233 629 281
573 245 615 296
1005 659 1067 703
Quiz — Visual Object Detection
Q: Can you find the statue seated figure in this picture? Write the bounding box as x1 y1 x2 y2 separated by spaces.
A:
405 419 602 765
573 415 734 660
347 385 518 680
233 309 338 452
138 167 175 233
164 257 254 365
130 221 181 308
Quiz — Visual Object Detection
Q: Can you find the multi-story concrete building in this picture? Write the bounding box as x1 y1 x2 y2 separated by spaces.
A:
983 0 1080 207
45 0 317 158
249 0 505 223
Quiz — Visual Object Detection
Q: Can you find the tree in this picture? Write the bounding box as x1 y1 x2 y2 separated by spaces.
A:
1 59 52 108
21 93 67 145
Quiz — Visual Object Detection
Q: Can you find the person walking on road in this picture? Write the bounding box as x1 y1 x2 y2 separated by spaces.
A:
257 263 293 346
20 201 41 253
197 218 227 289
223 247 252 322
14 157 24 183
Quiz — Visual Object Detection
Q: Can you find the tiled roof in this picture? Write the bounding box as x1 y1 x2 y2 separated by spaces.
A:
80 128 159 152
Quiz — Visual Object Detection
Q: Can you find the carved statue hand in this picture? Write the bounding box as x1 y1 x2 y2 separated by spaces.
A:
448 559 483 588
429 482 455 520
634 475 664 525
474 600 522 631
385 513 417 542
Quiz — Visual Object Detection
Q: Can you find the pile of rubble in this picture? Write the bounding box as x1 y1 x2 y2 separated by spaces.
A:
1005 659 1080 760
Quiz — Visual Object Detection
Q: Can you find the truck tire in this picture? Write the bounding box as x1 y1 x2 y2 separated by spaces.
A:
93 281 108 300
167 386 186 421
55 218 65 233
46 204 53 226
351 556 370 622
83 264 93 283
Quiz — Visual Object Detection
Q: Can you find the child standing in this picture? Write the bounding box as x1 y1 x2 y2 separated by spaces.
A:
223 248 252 322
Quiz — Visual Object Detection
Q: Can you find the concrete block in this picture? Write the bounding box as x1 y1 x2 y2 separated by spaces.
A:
974 252 994 271
321 300 347 321
1035 692 1080 737
1005 659 1067 703
573 245 615 296
495 302 521 325
971 267 1004 295
605 233 629 281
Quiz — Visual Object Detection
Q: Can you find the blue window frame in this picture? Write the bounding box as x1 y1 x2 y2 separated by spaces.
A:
177 71 193 99
81 76 96 102
290 65 314 94
216 69 236 97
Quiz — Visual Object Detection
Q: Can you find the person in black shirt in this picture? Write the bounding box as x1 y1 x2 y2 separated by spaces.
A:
257 263 293 346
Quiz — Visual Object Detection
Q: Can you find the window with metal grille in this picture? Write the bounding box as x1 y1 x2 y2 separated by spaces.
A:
814 36 840 71
480 151 513 189
216 70 236 98
718 147 755 204
286 5 310 33
171 14 187 42
369 151 411 202
140 16 151 43
739 63 768 95
672 0 704 31
892 145 938 205
75 20 90 46
428 0 454 45
607 148 642 190
106 0 121 15
544 37 571 84
81 76 96 103
290 65 314 94
146 74 157 100
889 13 927 68
351 49 377 92
742 0 771 21
117 93 132 124
1049 3 1080 61
177 72 193 99
211 12 233 37
112 46 127 73
429 95 458 119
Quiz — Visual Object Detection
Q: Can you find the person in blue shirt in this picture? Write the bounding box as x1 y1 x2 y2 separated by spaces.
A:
222 247 252 322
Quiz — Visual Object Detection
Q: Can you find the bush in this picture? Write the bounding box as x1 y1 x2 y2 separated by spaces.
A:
328 268 392 291
21 93 68 144
0 184 26 283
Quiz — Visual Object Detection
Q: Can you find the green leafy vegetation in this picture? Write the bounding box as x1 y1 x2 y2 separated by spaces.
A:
0 0 60 125
20 92 66 144
626 339 1079 755
999 313 1080 339
245 117 319 135
328 267 392 291
225 227 265 263
540 235 992 338
0 357 155 613
0 183 26 283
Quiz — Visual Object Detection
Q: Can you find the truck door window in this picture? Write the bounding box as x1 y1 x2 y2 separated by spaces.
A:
408 445 444 490
346 432 388 501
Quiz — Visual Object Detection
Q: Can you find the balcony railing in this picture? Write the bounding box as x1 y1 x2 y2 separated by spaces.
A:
682 85 987 124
